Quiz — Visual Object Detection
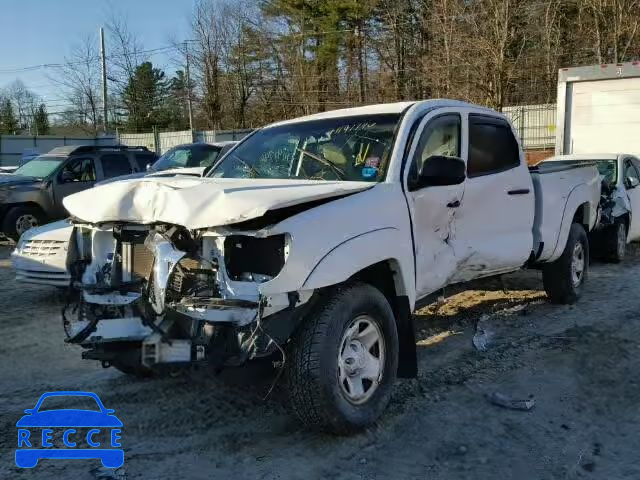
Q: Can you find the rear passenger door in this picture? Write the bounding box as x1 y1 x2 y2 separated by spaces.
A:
622 157 640 240
97 153 135 181
448 114 535 281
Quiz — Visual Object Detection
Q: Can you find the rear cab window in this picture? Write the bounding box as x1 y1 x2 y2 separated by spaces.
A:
467 115 520 177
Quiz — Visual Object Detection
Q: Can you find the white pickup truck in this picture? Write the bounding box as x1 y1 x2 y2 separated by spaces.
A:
60 100 600 433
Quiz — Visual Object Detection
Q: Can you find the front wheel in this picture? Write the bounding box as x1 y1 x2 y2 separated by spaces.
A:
2 205 44 241
285 283 399 434
604 220 627 263
542 223 589 304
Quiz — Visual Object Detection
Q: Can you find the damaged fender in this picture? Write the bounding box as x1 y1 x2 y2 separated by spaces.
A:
300 227 413 302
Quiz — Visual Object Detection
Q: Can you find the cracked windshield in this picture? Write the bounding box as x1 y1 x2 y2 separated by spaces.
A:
209 114 401 182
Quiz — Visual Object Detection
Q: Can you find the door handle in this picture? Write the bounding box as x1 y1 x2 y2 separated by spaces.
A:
447 200 461 208
507 188 530 195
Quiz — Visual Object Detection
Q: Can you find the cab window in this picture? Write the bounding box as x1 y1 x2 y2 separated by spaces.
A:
467 116 520 177
408 114 461 190
59 157 96 183
623 159 640 188
101 154 133 179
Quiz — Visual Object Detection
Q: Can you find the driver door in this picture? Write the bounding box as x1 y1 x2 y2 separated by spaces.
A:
404 111 467 299
53 157 96 217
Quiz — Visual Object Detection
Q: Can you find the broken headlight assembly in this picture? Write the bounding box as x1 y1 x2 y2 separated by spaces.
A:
222 233 290 282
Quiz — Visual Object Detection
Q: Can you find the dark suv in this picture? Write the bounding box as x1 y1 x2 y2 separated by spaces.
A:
0 145 157 240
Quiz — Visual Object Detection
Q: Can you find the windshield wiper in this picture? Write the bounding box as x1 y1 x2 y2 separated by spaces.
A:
295 148 346 179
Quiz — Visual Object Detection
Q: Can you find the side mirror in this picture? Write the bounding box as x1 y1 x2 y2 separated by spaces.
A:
418 155 466 187
146 163 152 171
60 171 75 183
625 176 639 189
202 165 213 177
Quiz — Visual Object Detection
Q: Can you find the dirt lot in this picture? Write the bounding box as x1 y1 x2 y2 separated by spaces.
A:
1 242 639 480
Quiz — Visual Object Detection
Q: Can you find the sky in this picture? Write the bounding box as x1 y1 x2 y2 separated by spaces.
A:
0 0 195 113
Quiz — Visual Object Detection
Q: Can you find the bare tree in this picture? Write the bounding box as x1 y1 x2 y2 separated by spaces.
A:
582 0 640 63
191 0 227 129
49 35 102 133
106 11 148 127
5 80 40 132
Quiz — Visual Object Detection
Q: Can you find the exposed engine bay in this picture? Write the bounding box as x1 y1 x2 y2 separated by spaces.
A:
63 222 313 371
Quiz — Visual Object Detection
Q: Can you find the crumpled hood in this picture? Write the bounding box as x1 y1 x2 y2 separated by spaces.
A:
95 167 206 187
63 176 372 229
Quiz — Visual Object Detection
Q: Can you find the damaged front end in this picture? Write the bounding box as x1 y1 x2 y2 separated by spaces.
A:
596 179 631 228
63 222 313 371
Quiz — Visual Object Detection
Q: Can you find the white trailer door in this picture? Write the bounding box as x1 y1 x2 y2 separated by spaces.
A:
566 78 640 154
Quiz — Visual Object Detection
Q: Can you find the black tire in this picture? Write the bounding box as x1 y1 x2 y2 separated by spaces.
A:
285 282 399 434
2 205 44 241
542 223 589 304
604 220 627 263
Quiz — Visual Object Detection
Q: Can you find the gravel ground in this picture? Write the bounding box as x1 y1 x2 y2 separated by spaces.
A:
1 242 639 480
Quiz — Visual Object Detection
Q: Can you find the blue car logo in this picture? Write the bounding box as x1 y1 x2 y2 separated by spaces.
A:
15 391 123 468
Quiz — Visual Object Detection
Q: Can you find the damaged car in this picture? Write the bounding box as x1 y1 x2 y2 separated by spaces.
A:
60 100 601 433
544 153 640 262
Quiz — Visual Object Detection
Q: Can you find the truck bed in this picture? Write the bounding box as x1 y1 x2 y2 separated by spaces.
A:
530 162 601 263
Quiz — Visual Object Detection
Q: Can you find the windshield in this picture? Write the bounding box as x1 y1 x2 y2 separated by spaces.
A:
13 155 63 179
208 114 401 182
152 144 222 171
596 160 617 184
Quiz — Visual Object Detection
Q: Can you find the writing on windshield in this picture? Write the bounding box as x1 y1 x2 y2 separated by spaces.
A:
209 114 401 182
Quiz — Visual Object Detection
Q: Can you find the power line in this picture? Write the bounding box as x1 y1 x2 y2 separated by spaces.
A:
0 44 183 75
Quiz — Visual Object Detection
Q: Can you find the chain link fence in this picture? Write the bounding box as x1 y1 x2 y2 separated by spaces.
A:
502 103 556 150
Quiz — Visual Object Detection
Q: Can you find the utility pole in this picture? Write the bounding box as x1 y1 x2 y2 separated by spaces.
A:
185 41 194 132
100 27 108 134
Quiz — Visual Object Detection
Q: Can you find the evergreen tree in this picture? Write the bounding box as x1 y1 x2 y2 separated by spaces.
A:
33 103 50 135
122 62 169 131
0 98 18 134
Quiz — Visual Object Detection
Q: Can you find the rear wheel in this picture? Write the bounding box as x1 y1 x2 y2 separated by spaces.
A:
285 283 399 434
542 223 589 304
3 205 44 241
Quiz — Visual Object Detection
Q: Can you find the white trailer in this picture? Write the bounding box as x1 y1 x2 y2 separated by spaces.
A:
555 62 640 155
